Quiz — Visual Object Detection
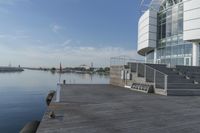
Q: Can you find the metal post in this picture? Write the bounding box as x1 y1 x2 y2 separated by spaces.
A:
164 75 168 90
56 72 62 102
125 69 127 85
154 70 156 88
136 63 139 76
144 65 146 81
56 83 61 102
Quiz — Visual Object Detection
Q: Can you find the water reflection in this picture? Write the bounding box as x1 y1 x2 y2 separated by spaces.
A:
0 70 109 133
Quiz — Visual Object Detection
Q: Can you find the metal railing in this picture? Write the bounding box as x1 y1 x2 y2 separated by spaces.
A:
128 62 168 90
154 70 168 90
146 65 168 90
128 62 137 72
110 55 168 90
110 55 144 66
138 63 145 77
145 65 155 82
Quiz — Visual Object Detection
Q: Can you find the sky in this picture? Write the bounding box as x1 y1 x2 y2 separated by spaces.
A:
0 0 148 67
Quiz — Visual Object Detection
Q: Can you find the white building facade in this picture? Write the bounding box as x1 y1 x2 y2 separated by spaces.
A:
138 0 200 66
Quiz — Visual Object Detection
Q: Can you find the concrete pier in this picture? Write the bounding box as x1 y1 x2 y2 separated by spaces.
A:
37 84 200 133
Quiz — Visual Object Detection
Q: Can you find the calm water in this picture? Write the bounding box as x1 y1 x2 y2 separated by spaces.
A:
0 70 109 133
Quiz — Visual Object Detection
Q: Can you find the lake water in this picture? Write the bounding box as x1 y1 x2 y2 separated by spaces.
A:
0 70 109 133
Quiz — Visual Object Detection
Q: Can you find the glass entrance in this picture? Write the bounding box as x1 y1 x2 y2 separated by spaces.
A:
157 59 161 64
184 57 191 66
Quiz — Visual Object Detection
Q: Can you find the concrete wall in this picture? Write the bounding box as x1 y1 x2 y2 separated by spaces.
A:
110 66 125 87
110 65 150 87
137 9 157 56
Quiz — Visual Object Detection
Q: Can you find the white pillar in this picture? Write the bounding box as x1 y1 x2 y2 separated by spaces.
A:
56 83 61 102
154 49 157 64
192 42 199 66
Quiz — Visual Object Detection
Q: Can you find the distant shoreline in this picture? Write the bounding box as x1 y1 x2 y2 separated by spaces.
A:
23 67 110 75
0 67 24 72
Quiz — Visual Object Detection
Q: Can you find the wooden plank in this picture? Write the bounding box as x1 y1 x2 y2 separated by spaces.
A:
37 84 200 133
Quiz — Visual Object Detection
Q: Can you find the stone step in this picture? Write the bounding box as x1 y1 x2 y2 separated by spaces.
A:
167 84 200 89
167 89 200 96
168 75 185 78
167 79 193 83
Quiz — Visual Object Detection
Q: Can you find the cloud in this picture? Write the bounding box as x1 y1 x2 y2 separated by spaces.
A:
0 44 142 67
61 40 72 47
0 33 30 40
0 34 142 67
50 24 62 33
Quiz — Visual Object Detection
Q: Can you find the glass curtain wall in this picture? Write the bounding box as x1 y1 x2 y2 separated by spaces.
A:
146 51 154 63
147 0 192 66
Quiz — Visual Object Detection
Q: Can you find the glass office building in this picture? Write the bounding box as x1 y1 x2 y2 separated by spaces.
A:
137 0 200 66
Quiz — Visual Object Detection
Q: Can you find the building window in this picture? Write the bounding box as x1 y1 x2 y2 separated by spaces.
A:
157 1 192 66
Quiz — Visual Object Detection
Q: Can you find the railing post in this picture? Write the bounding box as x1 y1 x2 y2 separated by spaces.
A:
144 65 146 81
154 70 156 88
164 75 168 90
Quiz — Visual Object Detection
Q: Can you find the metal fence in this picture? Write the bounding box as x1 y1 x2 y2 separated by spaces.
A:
128 62 137 72
145 65 154 83
110 56 168 90
110 55 144 66
143 64 168 90
138 63 145 77
127 63 168 90
145 65 168 90
155 71 167 89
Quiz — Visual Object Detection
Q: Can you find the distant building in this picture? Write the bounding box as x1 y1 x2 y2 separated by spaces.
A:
79 64 90 70
138 0 200 66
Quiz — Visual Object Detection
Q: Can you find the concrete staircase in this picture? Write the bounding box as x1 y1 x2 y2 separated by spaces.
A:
126 62 200 96
146 64 200 96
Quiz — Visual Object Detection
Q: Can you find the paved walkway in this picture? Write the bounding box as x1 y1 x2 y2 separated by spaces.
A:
37 84 200 133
